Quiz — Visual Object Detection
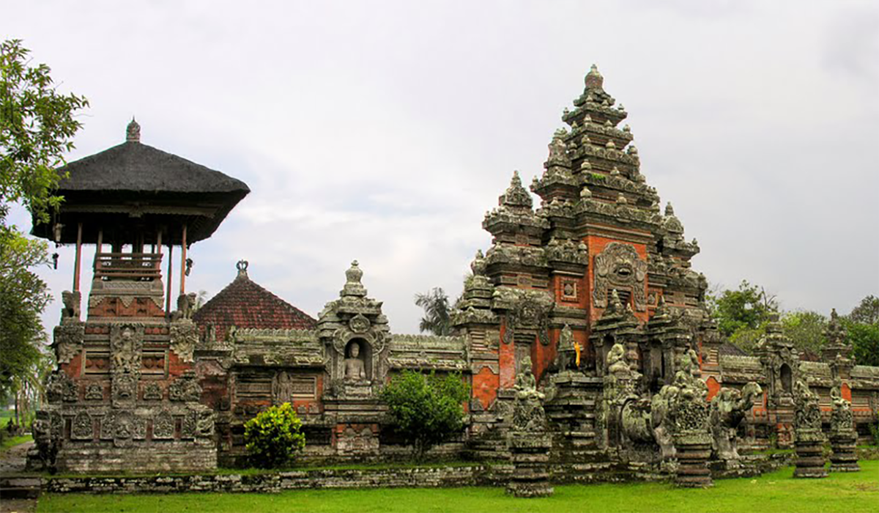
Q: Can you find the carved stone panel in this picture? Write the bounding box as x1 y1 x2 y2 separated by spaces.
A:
593 242 648 312
84 383 104 401
169 373 202 402
71 412 93 440
152 411 175 440
112 374 137 404
142 382 163 401
110 324 144 376
54 323 84 364
170 321 197 363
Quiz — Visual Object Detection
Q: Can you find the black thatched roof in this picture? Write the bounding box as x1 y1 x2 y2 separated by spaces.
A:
56 141 249 194
31 123 250 246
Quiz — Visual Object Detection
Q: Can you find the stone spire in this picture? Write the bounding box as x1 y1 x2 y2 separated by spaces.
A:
341 260 367 297
126 118 141 143
499 171 533 209
585 64 604 90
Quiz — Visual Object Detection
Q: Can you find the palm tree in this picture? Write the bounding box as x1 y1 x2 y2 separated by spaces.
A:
414 288 452 336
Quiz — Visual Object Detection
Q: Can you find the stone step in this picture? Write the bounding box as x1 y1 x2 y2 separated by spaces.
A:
0 477 41 500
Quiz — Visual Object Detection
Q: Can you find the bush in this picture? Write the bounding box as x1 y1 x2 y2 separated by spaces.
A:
243 403 306 468
380 370 469 460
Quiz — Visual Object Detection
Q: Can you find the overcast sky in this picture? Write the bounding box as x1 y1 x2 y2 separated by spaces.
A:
4 0 878 334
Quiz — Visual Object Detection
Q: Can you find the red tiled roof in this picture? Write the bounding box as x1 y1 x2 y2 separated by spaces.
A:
193 269 316 339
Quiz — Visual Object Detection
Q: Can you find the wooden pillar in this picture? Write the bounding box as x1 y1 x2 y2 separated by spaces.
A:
73 222 83 292
166 244 173 313
179 224 187 296
94 228 103 275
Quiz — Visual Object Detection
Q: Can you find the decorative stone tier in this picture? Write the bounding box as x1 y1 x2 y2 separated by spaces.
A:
673 433 713 488
793 430 828 478
506 432 554 498
829 431 860 473
544 373 600 462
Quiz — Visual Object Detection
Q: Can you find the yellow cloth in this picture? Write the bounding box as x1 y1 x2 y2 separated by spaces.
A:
574 340 581 368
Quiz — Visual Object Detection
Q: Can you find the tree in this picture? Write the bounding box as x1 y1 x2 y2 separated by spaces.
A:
414 287 452 336
780 310 827 361
243 403 306 468
849 295 879 325
1 39 88 222
707 280 778 337
380 370 469 460
0 39 86 411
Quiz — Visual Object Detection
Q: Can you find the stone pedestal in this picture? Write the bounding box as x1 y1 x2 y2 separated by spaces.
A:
829 431 860 473
674 432 713 488
506 432 553 498
793 430 827 478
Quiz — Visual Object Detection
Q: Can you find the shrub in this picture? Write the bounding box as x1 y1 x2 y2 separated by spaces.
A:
243 403 305 468
380 370 469 460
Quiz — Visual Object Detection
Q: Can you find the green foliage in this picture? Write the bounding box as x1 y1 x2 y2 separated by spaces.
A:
780 310 827 360
243 403 305 468
849 295 879 325
844 319 879 367
414 287 452 336
1 39 88 222
707 280 778 338
380 370 469 459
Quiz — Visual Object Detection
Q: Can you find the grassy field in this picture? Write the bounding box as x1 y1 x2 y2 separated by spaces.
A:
0 434 32 454
37 460 878 513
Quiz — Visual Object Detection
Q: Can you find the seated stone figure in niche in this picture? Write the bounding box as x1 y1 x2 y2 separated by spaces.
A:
344 341 367 382
606 342 631 377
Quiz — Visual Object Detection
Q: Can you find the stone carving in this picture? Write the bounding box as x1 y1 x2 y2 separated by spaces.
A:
666 352 713 488
196 410 215 439
169 372 202 402
607 342 632 377
46 372 78 403
181 411 196 439
61 290 81 322
169 292 197 321
502 293 553 346
111 325 143 375
170 321 198 363
344 341 368 382
651 384 679 460
554 324 581 371
142 382 163 401
829 378 859 472
273 371 293 404
793 378 827 478
593 242 648 312
30 411 59 471
152 411 175 440
511 357 546 432
349 314 370 333
507 356 553 498
112 374 137 403
84 383 104 401
71 411 93 440
709 382 762 463
54 323 84 364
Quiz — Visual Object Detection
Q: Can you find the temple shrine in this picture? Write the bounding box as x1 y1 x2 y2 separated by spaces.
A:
28 68 879 480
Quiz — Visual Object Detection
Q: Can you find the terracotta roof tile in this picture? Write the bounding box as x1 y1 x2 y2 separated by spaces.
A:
193 270 316 340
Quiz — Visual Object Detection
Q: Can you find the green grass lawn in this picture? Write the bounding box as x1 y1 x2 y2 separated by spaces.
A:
37 460 878 513
0 434 32 453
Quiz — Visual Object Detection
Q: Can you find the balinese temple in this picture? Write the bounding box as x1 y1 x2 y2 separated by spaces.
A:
30 120 249 471
29 69 879 474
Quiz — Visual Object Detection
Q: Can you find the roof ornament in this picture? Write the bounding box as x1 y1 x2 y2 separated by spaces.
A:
126 117 141 143
342 260 367 297
499 170 533 209
236 259 249 278
585 64 603 90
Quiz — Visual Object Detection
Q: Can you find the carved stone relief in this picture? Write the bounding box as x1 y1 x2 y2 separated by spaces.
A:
169 372 202 402
110 324 143 375
152 411 175 440
593 242 648 312
54 323 84 364
170 321 198 363
142 382 163 401
71 412 93 440
84 383 104 401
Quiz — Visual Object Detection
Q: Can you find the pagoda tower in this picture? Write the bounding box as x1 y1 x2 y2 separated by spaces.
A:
456 66 709 417
28 120 249 472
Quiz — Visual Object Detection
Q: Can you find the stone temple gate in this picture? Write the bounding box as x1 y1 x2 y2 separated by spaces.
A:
28 68 879 474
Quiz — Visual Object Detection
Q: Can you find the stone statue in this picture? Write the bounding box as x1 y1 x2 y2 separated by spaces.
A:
830 378 853 434
344 341 367 382
709 382 762 462
512 357 546 431
61 290 81 322
606 342 631 377
112 327 137 374
170 292 197 321
273 371 294 404
651 384 680 460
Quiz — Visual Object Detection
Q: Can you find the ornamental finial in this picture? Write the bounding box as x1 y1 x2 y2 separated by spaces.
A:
126 117 141 143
